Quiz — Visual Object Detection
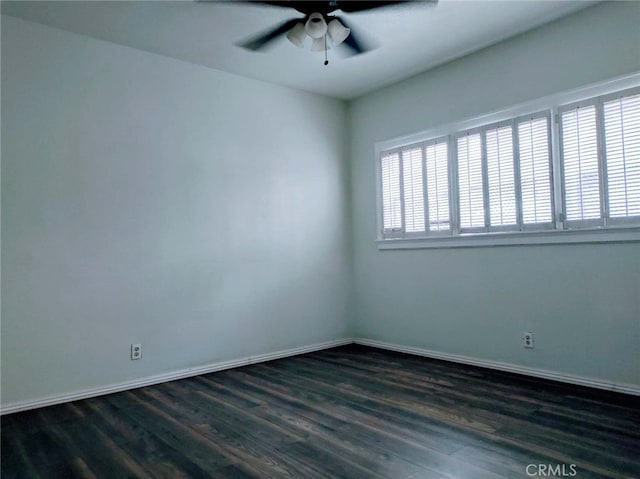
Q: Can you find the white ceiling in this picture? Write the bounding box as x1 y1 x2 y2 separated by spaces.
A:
1 0 596 99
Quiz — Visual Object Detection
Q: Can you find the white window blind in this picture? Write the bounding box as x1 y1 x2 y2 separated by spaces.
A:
603 93 640 218
378 81 640 245
425 141 450 231
486 125 517 226
381 152 401 231
457 133 485 229
518 116 553 224
402 147 425 233
561 105 601 222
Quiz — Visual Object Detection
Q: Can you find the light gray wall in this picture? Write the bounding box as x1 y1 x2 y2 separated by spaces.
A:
349 2 640 386
3 2 640 408
1 16 351 406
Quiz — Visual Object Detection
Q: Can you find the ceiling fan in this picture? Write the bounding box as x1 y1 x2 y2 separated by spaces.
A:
227 1 434 64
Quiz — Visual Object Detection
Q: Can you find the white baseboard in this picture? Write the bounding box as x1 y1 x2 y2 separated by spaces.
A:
0 338 353 415
4 337 637 415
354 338 640 396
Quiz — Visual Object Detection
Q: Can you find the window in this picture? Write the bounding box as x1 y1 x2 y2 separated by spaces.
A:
381 138 451 236
454 116 552 233
377 80 640 247
381 152 401 233
456 132 484 230
402 147 425 233
518 116 553 226
604 93 640 219
425 140 450 232
559 89 640 227
486 124 517 227
560 104 601 224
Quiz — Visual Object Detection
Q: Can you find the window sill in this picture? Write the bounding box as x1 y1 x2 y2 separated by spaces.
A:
377 226 640 250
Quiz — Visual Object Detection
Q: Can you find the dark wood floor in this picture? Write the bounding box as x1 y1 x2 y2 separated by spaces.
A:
2 345 639 479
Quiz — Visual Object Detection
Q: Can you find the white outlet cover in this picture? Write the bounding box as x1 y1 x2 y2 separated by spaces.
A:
131 343 142 360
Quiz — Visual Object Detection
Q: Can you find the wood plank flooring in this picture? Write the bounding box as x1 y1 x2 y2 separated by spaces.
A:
2 345 639 478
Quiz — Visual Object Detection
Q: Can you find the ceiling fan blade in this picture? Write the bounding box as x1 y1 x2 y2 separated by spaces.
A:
333 16 371 56
259 1 324 11
222 1 334 15
334 1 412 13
221 1 432 15
235 18 301 51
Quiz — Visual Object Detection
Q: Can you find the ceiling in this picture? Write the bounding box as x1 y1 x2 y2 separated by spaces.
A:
1 0 596 99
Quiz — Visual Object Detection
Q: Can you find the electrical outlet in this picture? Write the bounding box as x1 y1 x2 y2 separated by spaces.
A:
523 332 534 349
131 343 142 360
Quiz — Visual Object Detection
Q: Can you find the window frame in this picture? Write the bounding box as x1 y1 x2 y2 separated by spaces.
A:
453 125 489 234
399 144 427 237
375 72 640 249
424 136 454 237
515 111 556 232
557 97 606 230
600 86 640 227
379 136 455 240
483 119 520 232
379 150 403 238
452 114 555 235
558 86 640 230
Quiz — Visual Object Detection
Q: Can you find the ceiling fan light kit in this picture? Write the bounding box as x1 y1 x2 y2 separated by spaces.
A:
233 1 433 64
287 16 349 53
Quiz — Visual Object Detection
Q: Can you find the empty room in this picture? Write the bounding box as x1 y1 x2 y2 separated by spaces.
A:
1 0 639 477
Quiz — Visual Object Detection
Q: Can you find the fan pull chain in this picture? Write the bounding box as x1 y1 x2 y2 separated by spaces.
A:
324 34 329 66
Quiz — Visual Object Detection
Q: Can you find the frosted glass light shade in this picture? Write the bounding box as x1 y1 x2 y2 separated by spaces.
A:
305 12 327 39
327 19 350 46
286 22 306 48
311 36 330 51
